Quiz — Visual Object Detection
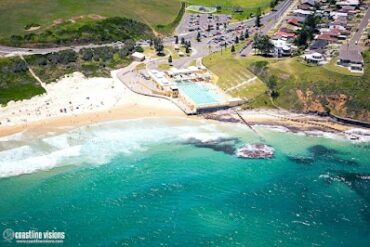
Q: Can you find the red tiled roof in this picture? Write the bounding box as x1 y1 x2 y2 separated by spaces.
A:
287 18 300 26
317 34 337 42
276 31 296 38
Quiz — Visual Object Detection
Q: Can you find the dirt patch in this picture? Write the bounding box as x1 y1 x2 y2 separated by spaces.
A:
25 26 41 32
53 14 106 26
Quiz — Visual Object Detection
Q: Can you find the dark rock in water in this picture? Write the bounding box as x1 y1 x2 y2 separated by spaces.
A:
185 137 240 155
307 145 358 166
308 145 342 157
236 144 274 159
287 155 315 165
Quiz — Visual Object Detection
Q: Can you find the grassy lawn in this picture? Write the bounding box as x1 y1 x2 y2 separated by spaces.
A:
0 57 45 105
243 52 370 121
185 0 271 21
0 0 182 39
203 38 369 120
203 43 269 106
158 63 172 70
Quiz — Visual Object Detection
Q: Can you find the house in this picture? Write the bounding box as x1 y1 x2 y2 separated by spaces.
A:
131 52 145 62
287 17 303 26
316 33 338 43
275 28 296 40
271 39 292 57
304 51 325 64
301 0 317 6
293 9 314 16
337 48 364 72
309 39 328 51
331 16 348 27
298 3 314 10
336 0 360 7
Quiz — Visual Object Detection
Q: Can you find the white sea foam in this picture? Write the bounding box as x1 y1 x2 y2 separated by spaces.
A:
344 128 370 143
304 130 342 140
253 124 291 133
0 145 81 178
179 132 230 142
0 145 36 161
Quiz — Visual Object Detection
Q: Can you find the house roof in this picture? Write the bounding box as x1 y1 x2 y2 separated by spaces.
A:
298 3 313 10
339 48 364 63
317 34 337 42
301 0 317 6
310 39 328 50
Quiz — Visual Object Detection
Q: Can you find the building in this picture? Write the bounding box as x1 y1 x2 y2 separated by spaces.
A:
337 48 364 72
147 66 240 114
131 52 145 62
309 39 328 51
304 51 325 64
316 33 338 43
271 39 292 57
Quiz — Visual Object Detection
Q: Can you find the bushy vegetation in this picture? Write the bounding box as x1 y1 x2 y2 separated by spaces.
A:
25 42 136 83
0 57 45 105
6 17 153 48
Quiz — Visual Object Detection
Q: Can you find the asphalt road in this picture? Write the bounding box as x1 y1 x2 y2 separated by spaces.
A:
348 6 370 50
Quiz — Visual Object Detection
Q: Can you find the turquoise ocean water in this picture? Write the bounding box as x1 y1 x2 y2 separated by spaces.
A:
0 117 369 246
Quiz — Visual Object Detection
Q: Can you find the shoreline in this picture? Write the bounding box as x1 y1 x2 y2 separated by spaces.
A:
2 105 369 143
0 71 368 141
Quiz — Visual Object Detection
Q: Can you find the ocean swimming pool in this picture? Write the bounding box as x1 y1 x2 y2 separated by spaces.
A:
176 81 224 105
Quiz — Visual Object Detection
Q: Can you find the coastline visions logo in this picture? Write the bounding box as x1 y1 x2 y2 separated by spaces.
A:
2 228 65 244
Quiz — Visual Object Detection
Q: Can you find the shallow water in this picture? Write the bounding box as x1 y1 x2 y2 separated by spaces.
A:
0 118 369 246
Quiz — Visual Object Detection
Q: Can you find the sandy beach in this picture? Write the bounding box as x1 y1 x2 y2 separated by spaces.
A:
0 70 184 137
0 68 369 142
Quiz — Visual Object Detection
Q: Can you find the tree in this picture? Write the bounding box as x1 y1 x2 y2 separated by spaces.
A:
245 29 249 39
294 15 320 47
255 8 261 27
153 37 164 55
231 45 236 53
12 60 28 73
270 0 278 9
197 32 201 42
253 33 274 55
80 48 94 61
168 55 173 64
185 46 190 54
266 76 279 98
135 46 144 53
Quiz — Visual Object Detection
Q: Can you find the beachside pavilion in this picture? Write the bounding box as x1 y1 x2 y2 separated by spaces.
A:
147 66 242 114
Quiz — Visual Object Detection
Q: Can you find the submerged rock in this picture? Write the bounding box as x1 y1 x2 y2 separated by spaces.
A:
236 144 274 159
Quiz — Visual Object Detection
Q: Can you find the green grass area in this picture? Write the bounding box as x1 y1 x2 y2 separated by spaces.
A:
0 57 45 105
156 2 186 35
158 63 172 70
185 0 272 21
244 52 370 121
203 39 370 120
0 0 182 39
203 43 270 107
